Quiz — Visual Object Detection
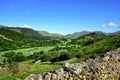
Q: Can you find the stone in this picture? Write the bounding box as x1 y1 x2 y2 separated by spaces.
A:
34 74 42 80
51 73 57 80
103 56 110 61
64 62 70 67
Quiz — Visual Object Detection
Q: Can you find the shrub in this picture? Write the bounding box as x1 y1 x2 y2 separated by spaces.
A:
7 62 19 75
14 52 27 62
51 52 70 63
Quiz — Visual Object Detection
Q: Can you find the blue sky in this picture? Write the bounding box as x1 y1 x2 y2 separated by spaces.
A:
0 0 120 34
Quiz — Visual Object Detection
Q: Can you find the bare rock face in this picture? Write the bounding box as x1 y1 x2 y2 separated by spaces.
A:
25 48 120 80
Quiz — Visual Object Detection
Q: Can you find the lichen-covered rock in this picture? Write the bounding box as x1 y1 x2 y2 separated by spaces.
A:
25 47 120 80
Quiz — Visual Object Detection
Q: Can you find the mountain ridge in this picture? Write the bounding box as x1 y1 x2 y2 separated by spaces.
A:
0 25 63 39
65 31 90 38
66 30 120 38
38 30 63 38
0 25 120 39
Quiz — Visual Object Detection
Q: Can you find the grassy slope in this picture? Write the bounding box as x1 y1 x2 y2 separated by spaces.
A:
38 30 63 38
0 46 57 80
0 27 30 41
0 46 54 64
2 46 54 55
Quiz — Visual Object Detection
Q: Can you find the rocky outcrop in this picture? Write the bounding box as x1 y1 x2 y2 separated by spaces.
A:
25 48 120 80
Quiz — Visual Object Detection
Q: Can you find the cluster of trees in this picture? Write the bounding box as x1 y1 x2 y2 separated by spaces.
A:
3 52 26 63
82 34 120 57
69 32 107 46
2 52 27 75
29 33 120 63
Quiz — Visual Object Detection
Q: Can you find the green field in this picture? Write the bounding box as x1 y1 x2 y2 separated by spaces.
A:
0 45 65 80
0 46 54 64
2 46 54 55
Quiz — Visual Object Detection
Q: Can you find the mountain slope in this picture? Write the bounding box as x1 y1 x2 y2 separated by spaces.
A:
66 31 90 38
0 34 13 41
4 26 63 40
6 27 50 40
77 31 106 40
69 31 107 46
106 31 120 35
38 30 63 38
0 27 31 41
0 27 34 51
0 26 62 51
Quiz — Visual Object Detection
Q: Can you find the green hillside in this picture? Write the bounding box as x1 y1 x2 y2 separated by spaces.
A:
38 30 63 38
2 26 63 40
0 27 58 51
69 31 107 46
0 27 33 51
66 31 90 38
0 27 31 41
6 27 52 40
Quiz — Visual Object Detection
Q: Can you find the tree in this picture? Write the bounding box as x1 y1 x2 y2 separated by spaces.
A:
4 52 19 75
14 52 26 62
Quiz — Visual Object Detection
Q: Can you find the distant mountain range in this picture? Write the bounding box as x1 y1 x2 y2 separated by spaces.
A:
38 30 63 38
0 25 63 40
106 31 120 35
65 31 90 38
65 31 120 38
0 25 120 40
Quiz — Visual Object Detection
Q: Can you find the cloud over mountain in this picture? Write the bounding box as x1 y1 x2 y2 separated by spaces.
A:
102 22 117 27
23 24 30 28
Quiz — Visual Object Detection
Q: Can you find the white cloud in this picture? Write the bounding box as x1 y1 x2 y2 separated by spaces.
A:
102 24 106 27
23 24 30 28
107 22 117 27
102 22 117 28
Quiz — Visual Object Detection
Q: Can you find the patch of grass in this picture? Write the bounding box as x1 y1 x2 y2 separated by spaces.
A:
0 60 63 80
0 57 5 63
59 58 80 63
